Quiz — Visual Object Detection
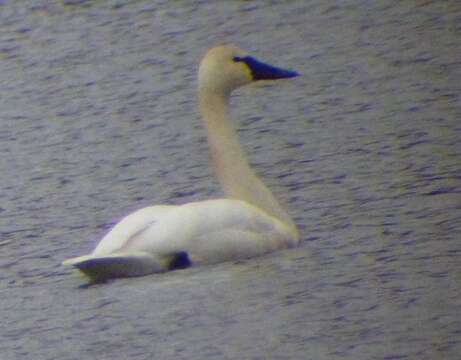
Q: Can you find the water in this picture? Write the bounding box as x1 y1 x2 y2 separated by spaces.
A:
1 1 460 359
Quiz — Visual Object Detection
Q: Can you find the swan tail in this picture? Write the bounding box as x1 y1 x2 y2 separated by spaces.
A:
62 251 191 282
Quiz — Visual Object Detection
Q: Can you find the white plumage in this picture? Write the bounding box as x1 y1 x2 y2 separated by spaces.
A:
63 44 299 281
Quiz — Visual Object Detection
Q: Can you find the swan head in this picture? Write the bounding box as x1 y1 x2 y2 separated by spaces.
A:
198 44 298 96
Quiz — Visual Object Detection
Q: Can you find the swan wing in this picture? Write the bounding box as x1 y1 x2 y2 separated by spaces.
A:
91 205 176 256
190 229 278 264
62 251 190 282
62 205 179 281
63 199 296 281
123 199 298 261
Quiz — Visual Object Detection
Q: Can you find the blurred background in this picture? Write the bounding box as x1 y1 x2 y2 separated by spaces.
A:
0 1 459 359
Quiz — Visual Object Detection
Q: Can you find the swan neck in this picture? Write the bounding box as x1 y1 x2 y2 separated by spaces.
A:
199 88 230 122
199 88 298 237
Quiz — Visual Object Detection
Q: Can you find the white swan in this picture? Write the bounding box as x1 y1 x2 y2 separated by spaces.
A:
63 44 299 281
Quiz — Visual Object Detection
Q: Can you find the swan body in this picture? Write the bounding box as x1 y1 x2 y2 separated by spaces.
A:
63 44 299 282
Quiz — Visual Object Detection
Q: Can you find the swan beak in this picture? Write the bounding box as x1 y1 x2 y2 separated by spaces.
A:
235 56 299 80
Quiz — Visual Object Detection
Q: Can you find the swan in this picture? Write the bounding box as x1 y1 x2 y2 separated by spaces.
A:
63 44 299 282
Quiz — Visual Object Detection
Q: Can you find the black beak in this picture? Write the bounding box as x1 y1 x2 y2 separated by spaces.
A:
234 56 299 80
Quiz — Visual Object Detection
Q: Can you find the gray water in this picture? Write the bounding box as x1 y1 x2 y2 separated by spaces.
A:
1 1 460 359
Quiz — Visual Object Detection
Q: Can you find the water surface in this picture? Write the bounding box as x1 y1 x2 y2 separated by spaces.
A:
0 1 460 359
